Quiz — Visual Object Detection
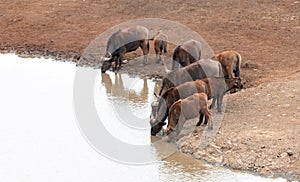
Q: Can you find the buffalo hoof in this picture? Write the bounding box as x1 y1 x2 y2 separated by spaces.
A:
163 135 173 143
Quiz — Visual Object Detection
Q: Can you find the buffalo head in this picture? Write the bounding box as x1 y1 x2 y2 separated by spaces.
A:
226 77 243 93
150 120 166 136
149 94 166 136
101 51 113 73
101 61 112 73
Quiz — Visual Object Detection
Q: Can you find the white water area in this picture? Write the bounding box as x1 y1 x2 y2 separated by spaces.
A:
0 54 287 182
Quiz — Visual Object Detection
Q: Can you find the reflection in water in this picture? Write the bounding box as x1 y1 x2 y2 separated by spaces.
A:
101 72 147 102
153 80 162 96
101 72 126 98
101 72 161 104
100 72 159 119
129 78 148 104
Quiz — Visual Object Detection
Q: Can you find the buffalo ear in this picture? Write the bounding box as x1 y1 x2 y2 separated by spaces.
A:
216 53 222 61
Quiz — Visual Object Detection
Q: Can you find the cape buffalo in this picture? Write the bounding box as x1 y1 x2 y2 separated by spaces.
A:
166 93 212 140
101 25 150 73
172 39 202 70
213 50 242 78
159 58 223 96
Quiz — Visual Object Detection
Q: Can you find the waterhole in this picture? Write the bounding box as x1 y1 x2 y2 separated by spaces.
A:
0 54 286 182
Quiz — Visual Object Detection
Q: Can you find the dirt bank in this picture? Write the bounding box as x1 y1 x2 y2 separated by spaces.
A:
1 0 299 180
179 71 300 180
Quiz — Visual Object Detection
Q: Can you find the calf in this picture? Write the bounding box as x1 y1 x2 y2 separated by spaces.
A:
166 93 212 139
152 31 168 64
213 50 242 78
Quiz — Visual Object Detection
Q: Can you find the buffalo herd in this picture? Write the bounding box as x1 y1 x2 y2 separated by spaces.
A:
101 25 244 141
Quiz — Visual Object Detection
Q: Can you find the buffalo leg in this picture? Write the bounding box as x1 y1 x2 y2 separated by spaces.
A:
158 52 162 64
217 95 223 113
196 114 204 126
175 117 185 137
112 57 117 72
160 53 164 65
204 113 209 125
116 57 122 72
155 47 160 63
158 46 163 64
205 109 213 130
210 97 216 109
234 66 240 78
140 40 149 64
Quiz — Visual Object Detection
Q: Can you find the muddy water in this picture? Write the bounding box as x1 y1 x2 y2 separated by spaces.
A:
0 54 286 182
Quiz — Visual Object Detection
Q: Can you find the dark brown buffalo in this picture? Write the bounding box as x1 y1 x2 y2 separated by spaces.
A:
213 50 242 78
172 39 202 70
101 26 150 73
166 93 212 139
202 77 243 113
159 58 223 96
150 77 243 135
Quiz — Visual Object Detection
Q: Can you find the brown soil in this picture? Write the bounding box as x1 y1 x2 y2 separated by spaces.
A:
1 0 299 180
179 72 300 180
